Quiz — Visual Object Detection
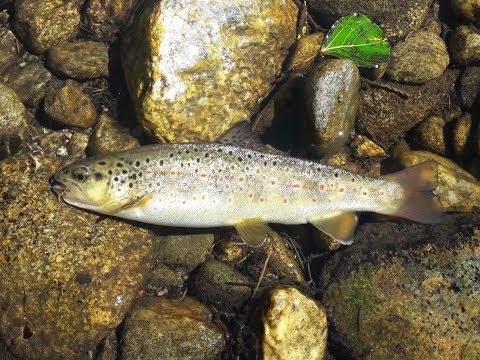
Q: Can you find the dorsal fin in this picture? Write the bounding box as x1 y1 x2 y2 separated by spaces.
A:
217 120 267 152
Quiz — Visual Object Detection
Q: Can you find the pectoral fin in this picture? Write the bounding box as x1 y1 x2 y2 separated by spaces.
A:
309 212 358 245
117 193 154 213
234 219 277 247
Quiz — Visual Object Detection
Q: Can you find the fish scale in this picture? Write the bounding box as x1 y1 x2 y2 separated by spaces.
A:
52 137 444 246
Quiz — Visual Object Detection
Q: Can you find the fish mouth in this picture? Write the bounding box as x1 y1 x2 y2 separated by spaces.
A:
50 176 70 199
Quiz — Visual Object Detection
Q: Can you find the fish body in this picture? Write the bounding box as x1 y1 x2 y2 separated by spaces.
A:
52 141 444 245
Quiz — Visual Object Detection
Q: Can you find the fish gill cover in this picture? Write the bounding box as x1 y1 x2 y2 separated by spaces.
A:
321 14 391 67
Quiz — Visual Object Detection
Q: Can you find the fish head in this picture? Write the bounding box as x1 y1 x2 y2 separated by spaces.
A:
52 156 138 214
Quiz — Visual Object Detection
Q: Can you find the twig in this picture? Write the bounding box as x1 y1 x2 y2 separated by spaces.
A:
251 245 272 299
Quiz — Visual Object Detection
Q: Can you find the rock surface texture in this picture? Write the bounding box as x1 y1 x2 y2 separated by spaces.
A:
0 155 157 360
319 214 480 359
122 0 298 142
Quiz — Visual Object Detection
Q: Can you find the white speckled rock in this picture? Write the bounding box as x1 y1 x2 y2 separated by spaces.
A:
121 0 298 142
0 83 28 158
261 286 328 360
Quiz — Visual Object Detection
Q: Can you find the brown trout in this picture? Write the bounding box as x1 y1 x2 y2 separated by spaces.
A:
52 123 444 246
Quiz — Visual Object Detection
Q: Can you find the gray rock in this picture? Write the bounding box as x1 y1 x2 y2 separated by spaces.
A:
452 0 480 26
83 0 138 42
121 0 298 142
155 233 214 272
47 41 109 79
358 69 458 148
13 0 80 53
0 154 157 359
1 61 52 106
318 214 480 359
450 25 480 65
86 114 141 156
0 82 28 158
67 131 90 158
305 59 360 156
459 66 480 110
145 264 187 298
305 0 432 40
0 27 22 76
387 31 449 84
190 259 251 311
260 286 327 360
44 80 97 128
121 296 225 360
37 129 72 156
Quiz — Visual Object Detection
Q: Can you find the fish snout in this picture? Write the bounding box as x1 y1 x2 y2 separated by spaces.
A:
50 175 69 196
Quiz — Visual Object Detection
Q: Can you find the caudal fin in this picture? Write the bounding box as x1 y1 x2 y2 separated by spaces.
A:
382 161 444 224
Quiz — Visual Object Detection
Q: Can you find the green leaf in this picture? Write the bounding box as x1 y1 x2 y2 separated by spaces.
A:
321 14 390 67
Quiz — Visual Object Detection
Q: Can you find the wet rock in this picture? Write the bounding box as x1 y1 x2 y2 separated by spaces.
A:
37 129 72 156
260 286 327 360
452 0 480 26
190 259 251 311
450 25 480 65
0 27 22 75
306 0 432 39
389 138 410 159
83 0 138 42
47 41 109 79
453 113 473 157
155 233 214 272
459 66 480 110
67 131 90 158
122 296 225 360
145 264 187 298
44 80 97 128
248 231 305 284
387 31 449 84
400 150 480 212
413 116 446 155
286 33 324 72
0 83 28 158
122 0 298 142
351 135 386 158
215 240 245 264
97 331 118 360
1 61 53 106
305 59 360 156
87 114 140 156
318 214 480 359
358 69 458 148
0 154 157 359
13 0 80 53
422 18 442 36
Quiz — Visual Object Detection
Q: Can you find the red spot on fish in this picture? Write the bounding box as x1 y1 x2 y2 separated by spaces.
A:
170 171 176 175
271 180 276 185
330 183 335 187
262 175 266 180
200 173 207 177
363 191 368 196
248 193 253 198
260 197 265 202
339 188 344 192
181 182 188 186
256 169 260 174
312 198 317 202
146 170 153 175
156 182 160 186
319 184 325 191
380 191 384 195
239 177 244 182
292 182 301 188
283 198 288 203
219 177 224 182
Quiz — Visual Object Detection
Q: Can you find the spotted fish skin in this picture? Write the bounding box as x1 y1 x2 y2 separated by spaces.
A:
53 142 432 230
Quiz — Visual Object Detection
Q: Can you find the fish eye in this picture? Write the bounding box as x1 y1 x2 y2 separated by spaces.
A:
72 166 89 182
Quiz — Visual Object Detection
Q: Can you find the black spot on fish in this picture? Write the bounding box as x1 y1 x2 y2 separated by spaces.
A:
217 149 222 153
247 154 252 159
193 148 198 152
131 174 137 180
108 170 113 175
117 163 123 167
139 172 142 177
351 178 355 182
114 177 118 182
94 172 103 181
196 158 200 163
317 167 321 172
98 161 106 165
205 153 209 158
129 183 133 188
264 161 268 166
228 151 233 155
122 170 128 174
146 158 150 163
170 153 174 158
160 160 164 166
135 161 140 167
186 150 190 154
181 163 184 168
272 161 277 166
237 157 242 162
334 172 339 178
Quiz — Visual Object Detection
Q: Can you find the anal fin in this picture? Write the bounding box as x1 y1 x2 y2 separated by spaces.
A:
234 219 278 247
309 212 358 245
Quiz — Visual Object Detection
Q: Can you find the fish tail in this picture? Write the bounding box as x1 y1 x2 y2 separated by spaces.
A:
383 161 444 224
